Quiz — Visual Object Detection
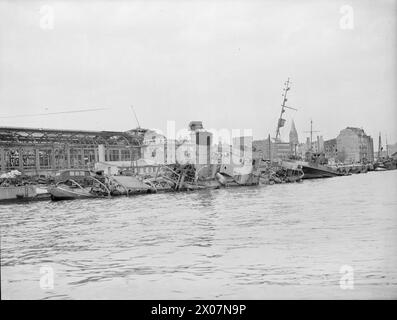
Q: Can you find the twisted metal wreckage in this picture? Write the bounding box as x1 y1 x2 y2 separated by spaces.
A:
47 161 304 201
48 160 303 200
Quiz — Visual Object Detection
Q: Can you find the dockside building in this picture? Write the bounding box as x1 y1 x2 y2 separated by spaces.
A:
0 126 144 176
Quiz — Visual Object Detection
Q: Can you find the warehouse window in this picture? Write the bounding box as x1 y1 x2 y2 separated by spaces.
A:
22 149 36 169
109 149 120 161
121 149 131 161
39 149 52 169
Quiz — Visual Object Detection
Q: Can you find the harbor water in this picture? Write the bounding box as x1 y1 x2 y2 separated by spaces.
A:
1 170 397 299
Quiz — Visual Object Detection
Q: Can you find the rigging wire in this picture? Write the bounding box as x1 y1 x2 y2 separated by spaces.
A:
0 107 108 119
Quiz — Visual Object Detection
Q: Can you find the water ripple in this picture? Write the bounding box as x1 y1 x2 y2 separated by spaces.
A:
1 171 397 299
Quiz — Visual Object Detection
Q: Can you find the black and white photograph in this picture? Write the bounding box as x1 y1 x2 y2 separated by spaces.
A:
0 0 396 305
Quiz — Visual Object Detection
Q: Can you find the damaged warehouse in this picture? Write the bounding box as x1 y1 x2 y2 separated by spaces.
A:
0 126 144 176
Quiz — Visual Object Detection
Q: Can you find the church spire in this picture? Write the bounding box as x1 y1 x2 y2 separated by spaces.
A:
289 119 299 145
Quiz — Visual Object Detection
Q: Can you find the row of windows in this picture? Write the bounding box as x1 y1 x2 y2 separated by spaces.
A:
1 147 138 171
105 149 132 161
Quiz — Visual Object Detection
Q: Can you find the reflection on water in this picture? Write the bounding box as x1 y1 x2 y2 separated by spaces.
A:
1 171 397 299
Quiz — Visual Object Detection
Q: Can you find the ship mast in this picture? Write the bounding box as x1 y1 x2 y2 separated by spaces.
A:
275 78 297 142
304 119 320 152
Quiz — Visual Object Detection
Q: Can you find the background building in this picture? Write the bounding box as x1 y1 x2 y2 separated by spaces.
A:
252 137 291 161
336 127 374 163
387 142 397 156
141 130 167 164
324 138 337 161
296 136 325 158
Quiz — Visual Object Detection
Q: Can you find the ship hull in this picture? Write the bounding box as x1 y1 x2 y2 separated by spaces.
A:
282 160 341 180
49 186 97 201
301 164 341 179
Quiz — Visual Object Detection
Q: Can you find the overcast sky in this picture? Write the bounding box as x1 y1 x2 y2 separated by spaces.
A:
0 0 396 143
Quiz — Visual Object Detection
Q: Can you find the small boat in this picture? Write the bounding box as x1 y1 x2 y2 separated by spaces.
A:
374 165 387 171
279 161 305 182
49 184 96 201
49 177 111 201
374 158 397 171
